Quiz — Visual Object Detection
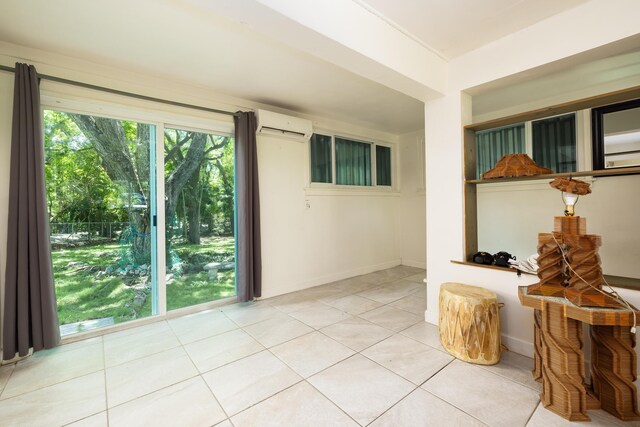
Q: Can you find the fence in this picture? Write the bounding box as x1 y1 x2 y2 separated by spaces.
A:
50 222 130 244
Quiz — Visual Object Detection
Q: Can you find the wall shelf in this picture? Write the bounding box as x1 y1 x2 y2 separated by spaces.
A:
451 261 640 290
462 85 640 265
466 166 640 184
450 260 532 275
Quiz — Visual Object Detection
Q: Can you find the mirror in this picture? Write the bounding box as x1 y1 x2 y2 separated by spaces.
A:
592 98 640 170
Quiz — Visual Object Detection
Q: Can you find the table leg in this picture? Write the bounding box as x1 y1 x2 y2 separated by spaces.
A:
533 309 542 382
590 325 640 421
540 301 589 421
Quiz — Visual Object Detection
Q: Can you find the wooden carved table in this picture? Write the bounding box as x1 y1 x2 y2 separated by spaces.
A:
519 286 640 422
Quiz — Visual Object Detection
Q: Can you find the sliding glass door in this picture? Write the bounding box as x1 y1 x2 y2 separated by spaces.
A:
44 108 236 336
44 110 158 335
163 127 236 311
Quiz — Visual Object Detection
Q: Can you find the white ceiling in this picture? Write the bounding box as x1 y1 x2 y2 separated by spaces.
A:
357 0 588 59
0 0 599 134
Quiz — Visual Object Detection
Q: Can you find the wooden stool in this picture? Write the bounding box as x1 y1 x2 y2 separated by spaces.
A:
438 282 501 365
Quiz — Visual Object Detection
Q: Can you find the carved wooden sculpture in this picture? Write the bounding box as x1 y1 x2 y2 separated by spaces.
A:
527 178 623 308
519 287 640 422
590 325 640 420
539 300 589 421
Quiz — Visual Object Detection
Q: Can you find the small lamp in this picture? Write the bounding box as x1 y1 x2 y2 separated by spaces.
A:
549 177 591 217
562 192 579 216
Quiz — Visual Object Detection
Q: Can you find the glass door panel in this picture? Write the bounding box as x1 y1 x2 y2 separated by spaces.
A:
44 110 157 336
163 127 235 310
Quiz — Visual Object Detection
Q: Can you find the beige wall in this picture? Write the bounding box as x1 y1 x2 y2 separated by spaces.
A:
399 130 426 268
0 72 13 352
257 132 404 298
477 176 640 279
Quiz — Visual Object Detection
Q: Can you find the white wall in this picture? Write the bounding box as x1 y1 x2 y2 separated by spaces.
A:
425 0 640 357
477 176 640 279
257 133 403 298
399 130 426 268
0 73 13 353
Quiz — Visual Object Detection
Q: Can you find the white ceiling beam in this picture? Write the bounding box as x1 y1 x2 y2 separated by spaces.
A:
193 0 447 101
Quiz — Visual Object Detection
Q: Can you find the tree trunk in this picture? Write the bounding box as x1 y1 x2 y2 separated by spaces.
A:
185 165 202 244
214 158 234 236
165 133 208 224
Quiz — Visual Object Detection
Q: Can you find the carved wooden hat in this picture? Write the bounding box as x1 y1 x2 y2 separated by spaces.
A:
482 154 552 179
549 177 592 195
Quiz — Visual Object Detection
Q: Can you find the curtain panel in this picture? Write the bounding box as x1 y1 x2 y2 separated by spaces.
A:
532 114 576 173
234 112 262 302
475 124 525 179
3 63 60 361
335 137 371 186
310 134 332 183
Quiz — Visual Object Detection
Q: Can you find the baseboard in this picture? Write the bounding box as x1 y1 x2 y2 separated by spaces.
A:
260 258 402 299
401 259 426 269
501 334 534 358
423 311 535 359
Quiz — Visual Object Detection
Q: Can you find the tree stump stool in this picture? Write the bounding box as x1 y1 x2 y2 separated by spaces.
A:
438 282 501 365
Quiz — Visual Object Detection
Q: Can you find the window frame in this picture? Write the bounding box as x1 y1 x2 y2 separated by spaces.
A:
40 85 236 335
307 131 397 192
474 111 587 178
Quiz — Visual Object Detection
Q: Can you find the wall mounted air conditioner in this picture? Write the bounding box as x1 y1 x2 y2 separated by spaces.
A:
256 109 313 141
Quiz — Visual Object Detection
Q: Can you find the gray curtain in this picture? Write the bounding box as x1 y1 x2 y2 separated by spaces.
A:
475 124 525 179
234 112 261 302
335 137 371 186
532 113 576 173
2 63 60 361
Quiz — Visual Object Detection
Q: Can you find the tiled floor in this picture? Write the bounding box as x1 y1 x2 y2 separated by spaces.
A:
0 266 636 426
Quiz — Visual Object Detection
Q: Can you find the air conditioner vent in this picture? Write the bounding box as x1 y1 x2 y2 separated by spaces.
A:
256 109 312 141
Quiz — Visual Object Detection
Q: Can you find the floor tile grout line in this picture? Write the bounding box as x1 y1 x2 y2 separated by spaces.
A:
420 388 492 427
265 333 356 381
0 339 107 400
101 336 110 427
423 359 542 426
199 366 233 424
0 369 106 404
224 377 307 420
524 401 543 426
476 364 541 392
0 362 16 398
300 377 364 426
363 383 420 426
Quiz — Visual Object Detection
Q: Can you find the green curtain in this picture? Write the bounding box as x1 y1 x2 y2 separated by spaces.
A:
476 124 525 178
376 145 391 186
335 137 371 186
532 113 576 173
310 134 332 183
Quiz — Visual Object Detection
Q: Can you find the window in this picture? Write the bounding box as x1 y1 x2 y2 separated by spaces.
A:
309 133 392 187
532 114 576 172
376 145 391 186
43 105 235 336
475 113 577 178
310 134 332 183
476 124 525 178
335 137 371 186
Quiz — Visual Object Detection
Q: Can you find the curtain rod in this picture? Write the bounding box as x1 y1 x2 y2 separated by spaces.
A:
0 64 240 117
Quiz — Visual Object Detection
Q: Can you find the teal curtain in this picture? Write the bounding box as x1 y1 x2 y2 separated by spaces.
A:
376 145 391 186
532 113 576 173
476 124 525 178
335 137 371 186
310 134 332 183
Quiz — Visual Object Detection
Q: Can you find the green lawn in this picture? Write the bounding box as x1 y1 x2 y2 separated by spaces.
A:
52 236 236 328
